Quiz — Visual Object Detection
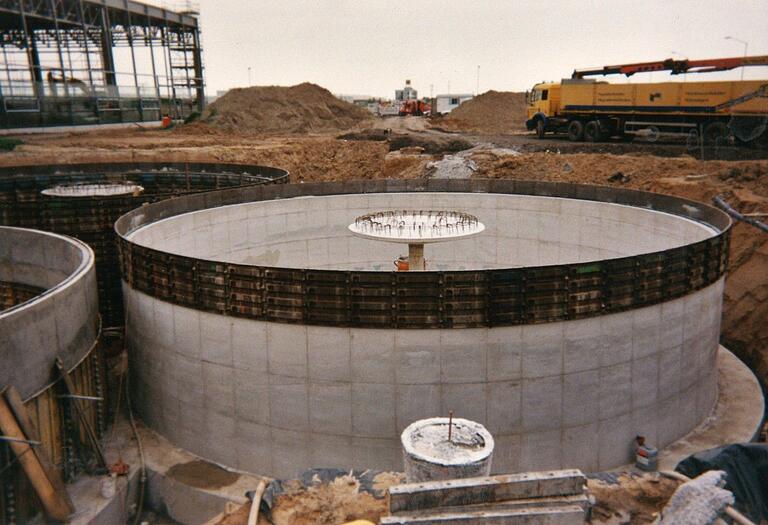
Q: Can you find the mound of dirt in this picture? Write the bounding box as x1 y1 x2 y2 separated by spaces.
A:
435 91 527 133
196 83 374 134
338 128 472 154
212 471 405 525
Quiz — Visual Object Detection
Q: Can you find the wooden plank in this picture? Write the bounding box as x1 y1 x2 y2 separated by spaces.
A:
48 388 64 471
34 389 55 467
0 391 73 521
388 471 586 514
55 358 106 469
4 386 74 514
381 505 586 524
394 494 591 517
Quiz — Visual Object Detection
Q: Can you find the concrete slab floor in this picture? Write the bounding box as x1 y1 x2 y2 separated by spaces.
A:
655 346 765 471
608 346 764 473
64 418 266 525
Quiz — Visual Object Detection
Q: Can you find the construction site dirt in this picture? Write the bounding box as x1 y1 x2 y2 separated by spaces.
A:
2 111 767 524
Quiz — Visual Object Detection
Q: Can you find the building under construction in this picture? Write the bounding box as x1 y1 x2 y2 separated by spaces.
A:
0 0 204 128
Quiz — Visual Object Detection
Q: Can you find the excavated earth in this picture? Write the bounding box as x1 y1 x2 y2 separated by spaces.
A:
192 82 375 134
432 90 528 133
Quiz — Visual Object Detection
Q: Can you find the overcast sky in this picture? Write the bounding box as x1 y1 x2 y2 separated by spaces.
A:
180 0 768 98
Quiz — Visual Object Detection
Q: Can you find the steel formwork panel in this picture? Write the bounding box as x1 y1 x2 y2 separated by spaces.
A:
116 179 732 330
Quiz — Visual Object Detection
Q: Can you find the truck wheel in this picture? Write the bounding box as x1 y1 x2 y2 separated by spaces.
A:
584 121 604 142
704 122 728 145
535 119 546 139
567 121 584 142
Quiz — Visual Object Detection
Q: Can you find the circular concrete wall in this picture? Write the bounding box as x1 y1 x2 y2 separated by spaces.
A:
117 179 731 478
126 193 716 270
0 226 98 399
0 162 288 325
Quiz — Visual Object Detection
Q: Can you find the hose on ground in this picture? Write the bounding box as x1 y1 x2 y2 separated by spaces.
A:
125 369 146 525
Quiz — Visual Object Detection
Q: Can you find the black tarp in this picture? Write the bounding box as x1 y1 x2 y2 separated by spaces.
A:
676 443 768 522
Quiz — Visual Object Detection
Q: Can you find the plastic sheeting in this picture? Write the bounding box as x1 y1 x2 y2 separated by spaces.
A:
658 470 733 525
676 443 768 522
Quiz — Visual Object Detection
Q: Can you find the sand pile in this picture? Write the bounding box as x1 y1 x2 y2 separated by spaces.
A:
212 471 405 525
197 83 374 134
435 91 527 133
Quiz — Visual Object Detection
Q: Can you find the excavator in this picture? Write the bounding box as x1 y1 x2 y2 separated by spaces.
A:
526 55 768 145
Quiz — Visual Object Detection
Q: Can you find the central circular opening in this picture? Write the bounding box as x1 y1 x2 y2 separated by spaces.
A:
41 182 145 197
349 209 486 271
349 209 485 242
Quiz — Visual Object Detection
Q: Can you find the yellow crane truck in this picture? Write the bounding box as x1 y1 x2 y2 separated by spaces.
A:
526 55 768 146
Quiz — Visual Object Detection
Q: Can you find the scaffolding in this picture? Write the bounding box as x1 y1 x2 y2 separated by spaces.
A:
0 0 205 128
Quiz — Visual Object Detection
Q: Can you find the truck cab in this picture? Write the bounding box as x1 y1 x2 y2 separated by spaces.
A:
525 83 561 136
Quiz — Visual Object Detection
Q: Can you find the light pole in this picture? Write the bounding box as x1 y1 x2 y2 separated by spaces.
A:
725 36 748 80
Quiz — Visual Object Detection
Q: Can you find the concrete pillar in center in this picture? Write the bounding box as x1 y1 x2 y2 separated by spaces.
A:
408 243 424 271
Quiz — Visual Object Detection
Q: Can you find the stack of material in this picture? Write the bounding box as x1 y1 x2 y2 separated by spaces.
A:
435 91 527 133
196 82 374 134
382 470 590 524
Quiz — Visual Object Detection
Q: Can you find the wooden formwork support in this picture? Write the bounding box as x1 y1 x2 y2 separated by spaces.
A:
388 470 586 514
0 386 74 521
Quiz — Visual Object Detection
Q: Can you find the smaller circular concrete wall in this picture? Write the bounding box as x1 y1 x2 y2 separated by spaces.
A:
0 162 288 326
0 226 98 399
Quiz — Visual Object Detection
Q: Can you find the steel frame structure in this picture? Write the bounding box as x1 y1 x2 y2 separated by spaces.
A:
0 0 205 128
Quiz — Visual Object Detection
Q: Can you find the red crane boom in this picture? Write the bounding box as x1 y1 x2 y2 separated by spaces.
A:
572 55 768 79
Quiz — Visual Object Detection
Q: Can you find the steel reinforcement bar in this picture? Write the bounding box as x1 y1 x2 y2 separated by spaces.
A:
116 179 731 329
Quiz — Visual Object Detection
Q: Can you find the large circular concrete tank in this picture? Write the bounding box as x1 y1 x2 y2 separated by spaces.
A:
0 162 288 326
116 179 733 478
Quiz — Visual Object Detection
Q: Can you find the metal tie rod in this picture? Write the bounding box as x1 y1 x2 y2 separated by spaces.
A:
58 394 103 401
0 435 41 446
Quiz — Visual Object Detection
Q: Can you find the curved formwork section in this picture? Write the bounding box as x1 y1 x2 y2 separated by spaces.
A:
127 192 717 271
0 162 289 325
0 226 98 399
117 179 733 478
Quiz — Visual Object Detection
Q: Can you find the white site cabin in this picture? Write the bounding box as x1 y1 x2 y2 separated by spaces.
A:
434 94 473 115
